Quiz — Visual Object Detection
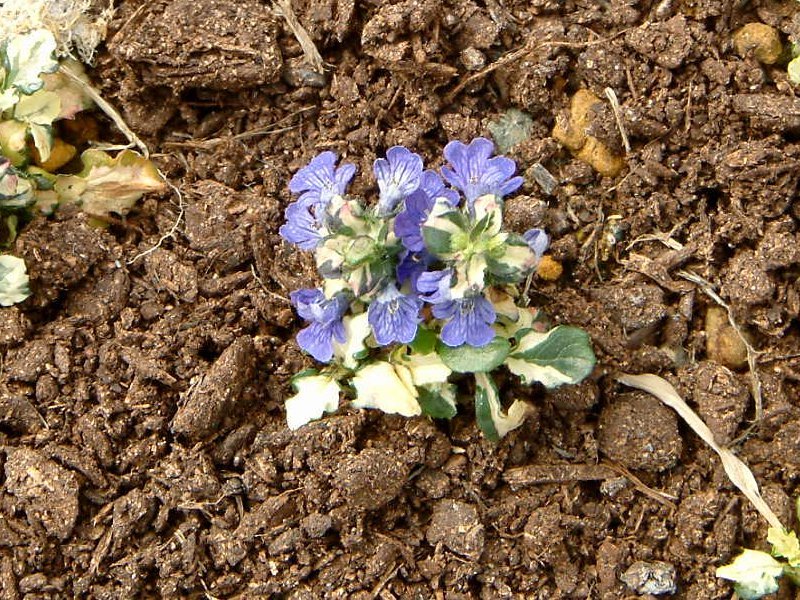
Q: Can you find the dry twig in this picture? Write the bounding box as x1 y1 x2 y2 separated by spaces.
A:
58 64 149 157
604 87 631 154
272 0 324 74
444 29 630 104
126 173 184 265
618 373 783 531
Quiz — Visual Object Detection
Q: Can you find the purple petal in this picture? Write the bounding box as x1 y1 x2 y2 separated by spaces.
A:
523 228 550 259
431 299 456 320
464 321 496 347
292 291 349 363
289 152 336 194
417 269 453 304
290 289 349 324
396 249 433 292
374 146 424 215
394 192 434 252
436 295 496 348
441 137 522 203
296 322 335 362
279 201 322 250
367 285 422 345
439 317 467 347
419 170 460 206
290 288 326 321
289 151 356 205
334 163 357 192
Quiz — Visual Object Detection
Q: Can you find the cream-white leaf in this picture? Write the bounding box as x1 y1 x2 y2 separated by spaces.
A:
285 374 341 430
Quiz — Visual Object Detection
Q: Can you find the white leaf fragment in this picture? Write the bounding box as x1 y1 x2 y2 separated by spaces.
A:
351 361 421 417
285 373 341 430
0 254 31 306
474 371 531 440
333 312 370 369
716 549 783 600
398 351 451 387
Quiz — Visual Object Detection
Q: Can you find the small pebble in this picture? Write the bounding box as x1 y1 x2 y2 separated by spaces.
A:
705 306 748 370
732 23 783 65
620 560 677 595
460 47 486 71
537 255 564 281
530 162 558 195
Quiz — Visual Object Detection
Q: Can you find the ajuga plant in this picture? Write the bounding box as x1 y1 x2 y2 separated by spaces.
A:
280 138 596 440
0 29 164 306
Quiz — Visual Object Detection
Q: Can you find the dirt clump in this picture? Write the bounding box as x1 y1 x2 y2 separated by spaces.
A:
598 391 683 472
3 447 80 541
171 336 257 440
109 0 282 91
333 447 410 511
427 499 485 560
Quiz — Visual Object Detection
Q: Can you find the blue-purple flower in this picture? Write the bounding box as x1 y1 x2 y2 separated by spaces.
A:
367 284 423 345
396 249 433 292
289 151 356 206
523 228 549 260
290 289 349 362
394 193 431 252
417 268 453 304
395 170 459 251
373 146 424 215
441 137 523 204
279 195 323 250
433 294 497 347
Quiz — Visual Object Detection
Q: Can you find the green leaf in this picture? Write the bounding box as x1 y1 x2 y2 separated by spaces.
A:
395 351 451 386
422 223 455 256
4 214 18 244
471 194 503 229
410 327 437 355
506 326 595 388
351 361 422 417
333 312 370 370
418 384 457 419
0 254 30 306
488 108 534 153
3 30 59 95
438 336 511 373
473 372 530 441
0 88 17 112
422 208 469 258
717 549 783 600
486 237 536 283
474 374 501 442
54 149 164 216
285 372 341 430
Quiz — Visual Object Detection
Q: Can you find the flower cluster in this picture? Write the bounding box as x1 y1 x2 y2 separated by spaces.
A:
280 138 595 439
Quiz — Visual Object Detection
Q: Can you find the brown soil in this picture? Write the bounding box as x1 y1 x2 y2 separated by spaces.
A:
2 0 800 598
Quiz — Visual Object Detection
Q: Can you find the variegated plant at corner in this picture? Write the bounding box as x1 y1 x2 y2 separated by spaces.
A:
279 138 596 440
0 29 164 306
